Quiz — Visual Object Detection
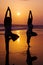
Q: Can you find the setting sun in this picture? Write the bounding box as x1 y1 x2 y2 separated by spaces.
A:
17 12 21 16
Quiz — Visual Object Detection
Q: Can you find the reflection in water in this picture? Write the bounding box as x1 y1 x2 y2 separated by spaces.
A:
0 29 43 65
26 47 37 65
17 37 20 42
5 53 9 65
16 30 20 36
15 30 20 42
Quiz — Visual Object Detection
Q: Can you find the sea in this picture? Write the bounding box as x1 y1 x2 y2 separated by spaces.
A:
0 26 43 65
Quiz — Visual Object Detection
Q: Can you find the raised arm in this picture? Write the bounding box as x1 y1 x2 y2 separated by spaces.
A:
5 7 12 19
8 7 11 19
4 7 12 27
5 7 9 18
29 10 33 20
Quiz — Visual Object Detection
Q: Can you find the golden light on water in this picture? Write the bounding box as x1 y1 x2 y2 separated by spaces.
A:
16 30 20 36
16 30 20 43
10 30 38 53
9 30 27 53
17 37 20 42
12 30 20 43
1 30 41 54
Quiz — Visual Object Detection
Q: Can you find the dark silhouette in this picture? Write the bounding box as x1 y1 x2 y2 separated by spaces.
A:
27 10 33 32
5 53 15 65
5 53 9 65
26 10 33 47
26 47 37 65
26 10 37 47
4 7 19 53
26 10 38 65
4 7 12 53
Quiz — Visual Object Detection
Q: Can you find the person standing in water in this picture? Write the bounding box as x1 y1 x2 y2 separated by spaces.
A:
4 7 12 53
4 7 19 54
26 10 37 47
26 10 33 47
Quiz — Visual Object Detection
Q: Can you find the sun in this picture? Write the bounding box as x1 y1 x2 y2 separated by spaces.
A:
17 12 21 16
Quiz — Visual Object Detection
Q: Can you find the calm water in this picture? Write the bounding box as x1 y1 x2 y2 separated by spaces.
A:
0 29 43 65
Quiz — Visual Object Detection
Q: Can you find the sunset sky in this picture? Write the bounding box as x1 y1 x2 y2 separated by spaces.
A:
0 0 43 25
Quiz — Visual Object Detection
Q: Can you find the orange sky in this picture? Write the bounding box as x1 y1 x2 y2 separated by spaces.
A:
0 0 43 25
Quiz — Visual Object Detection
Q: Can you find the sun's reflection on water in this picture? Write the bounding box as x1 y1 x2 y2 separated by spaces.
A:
10 30 27 53
16 30 20 42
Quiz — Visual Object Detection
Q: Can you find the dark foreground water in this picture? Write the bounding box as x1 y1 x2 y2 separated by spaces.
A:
0 29 43 65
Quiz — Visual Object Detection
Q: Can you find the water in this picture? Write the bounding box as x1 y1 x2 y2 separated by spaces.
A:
0 29 43 65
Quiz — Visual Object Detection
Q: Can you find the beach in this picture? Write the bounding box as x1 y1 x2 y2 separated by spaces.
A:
0 29 43 65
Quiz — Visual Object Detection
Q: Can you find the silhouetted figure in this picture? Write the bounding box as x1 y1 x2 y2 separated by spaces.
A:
26 10 33 47
5 53 9 65
4 7 12 53
27 10 33 32
26 10 37 47
26 47 37 65
4 7 19 53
